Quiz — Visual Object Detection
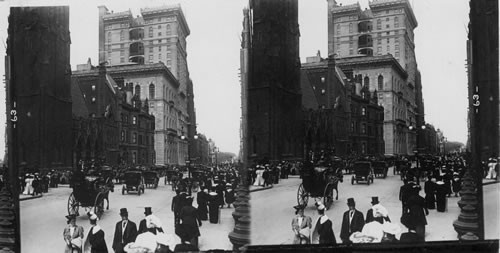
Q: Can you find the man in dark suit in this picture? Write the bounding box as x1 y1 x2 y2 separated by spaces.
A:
340 198 365 244
112 208 138 253
399 178 416 214
179 196 202 248
366 196 391 224
138 207 164 235
406 185 428 240
171 190 182 225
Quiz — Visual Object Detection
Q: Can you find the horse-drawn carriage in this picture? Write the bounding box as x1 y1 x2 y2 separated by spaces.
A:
394 160 411 177
68 173 112 218
372 161 388 178
143 171 159 189
297 162 343 210
122 171 145 195
351 161 374 185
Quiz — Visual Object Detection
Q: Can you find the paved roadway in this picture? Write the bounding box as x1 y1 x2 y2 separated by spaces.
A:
20 178 234 252
251 167 478 245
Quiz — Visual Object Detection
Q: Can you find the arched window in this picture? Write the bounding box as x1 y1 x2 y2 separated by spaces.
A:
135 84 141 98
149 83 155 99
364 76 370 87
378 75 384 90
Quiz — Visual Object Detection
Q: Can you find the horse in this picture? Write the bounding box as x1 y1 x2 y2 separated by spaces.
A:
329 167 344 200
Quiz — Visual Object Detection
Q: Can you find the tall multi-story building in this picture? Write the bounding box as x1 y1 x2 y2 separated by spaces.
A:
328 0 422 155
97 5 195 165
247 0 303 164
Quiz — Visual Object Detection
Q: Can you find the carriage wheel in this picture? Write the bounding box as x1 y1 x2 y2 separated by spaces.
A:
94 193 105 218
323 184 334 210
297 183 309 207
67 193 79 216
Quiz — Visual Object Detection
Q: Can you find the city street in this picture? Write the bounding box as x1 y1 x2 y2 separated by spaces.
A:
251 167 495 245
20 177 234 252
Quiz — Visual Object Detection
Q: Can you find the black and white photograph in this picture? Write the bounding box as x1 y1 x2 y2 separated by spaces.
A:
245 0 499 251
0 0 499 252
1 0 248 252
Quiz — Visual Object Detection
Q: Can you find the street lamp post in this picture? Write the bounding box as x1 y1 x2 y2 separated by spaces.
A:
181 133 198 195
409 125 426 183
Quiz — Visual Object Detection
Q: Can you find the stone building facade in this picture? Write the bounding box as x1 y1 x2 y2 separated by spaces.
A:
98 5 196 166
329 0 423 155
7 7 73 172
72 62 155 167
301 54 384 156
247 0 303 164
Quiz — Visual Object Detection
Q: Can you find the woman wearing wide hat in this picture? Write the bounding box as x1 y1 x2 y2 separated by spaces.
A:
63 214 84 253
291 204 312 244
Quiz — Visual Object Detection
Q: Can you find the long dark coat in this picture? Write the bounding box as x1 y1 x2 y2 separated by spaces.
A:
406 194 428 229
180 205 202 239
436 183 448 212
197 191 209 221
314 218 336 244
424 181 436 209
88 227 108 253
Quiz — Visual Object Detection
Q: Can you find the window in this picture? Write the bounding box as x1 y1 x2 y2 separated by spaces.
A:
378 75 384 90
149 55 153 62
349 49 354 55
321 89 326 94
158 46 161 51
121 131 125 142
386 10 389 14
132 152 136 164
349 23 353 33
351 122 354 132
377 19 381 30
321 77 325 83
395 51 400 57
158 39 162 43
120 50 124 56
120 30 124 41
394 17 399 28
133 84 141 98
149 83 155 99
107 32 111 43
91 85 96 91
149 27 153 37
386 24 390 29
336 24 340 35
91 97 96 103
378 46 382 53
364 76 370 87
158 32 162 36
133 116 137 125
149 41 153 46
120 57 124 63
158 53 162 60
378 32 381 37
166 60 171 66
362 123 366 134
158 18 161 22
395 44 400 51
158 25 161 29
166 24 171 36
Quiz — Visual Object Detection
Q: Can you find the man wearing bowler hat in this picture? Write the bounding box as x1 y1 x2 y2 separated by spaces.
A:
340 198 365 244
138 207 163 235
112 208 137 253
365 196 391 224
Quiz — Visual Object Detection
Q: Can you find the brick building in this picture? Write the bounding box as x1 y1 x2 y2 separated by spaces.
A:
301 54 384 156
72 62 155 166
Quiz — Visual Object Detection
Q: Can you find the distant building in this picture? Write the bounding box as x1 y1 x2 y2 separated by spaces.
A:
72 62 155 166
328 0 423 155
301 53 384 156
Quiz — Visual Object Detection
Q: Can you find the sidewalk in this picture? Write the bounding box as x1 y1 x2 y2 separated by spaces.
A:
482 178 499 186
19 184 70 201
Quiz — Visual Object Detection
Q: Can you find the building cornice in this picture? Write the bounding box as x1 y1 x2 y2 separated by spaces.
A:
102 10 133 22
141 5 190 36
106 63 180 88
331 2 362 15
369 0 418 29
335 55 408 79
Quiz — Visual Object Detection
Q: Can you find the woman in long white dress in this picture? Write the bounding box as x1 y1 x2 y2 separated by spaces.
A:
253 169 265 186
23 174 34 195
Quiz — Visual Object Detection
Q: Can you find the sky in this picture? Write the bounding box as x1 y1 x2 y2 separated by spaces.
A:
0 0 470 158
